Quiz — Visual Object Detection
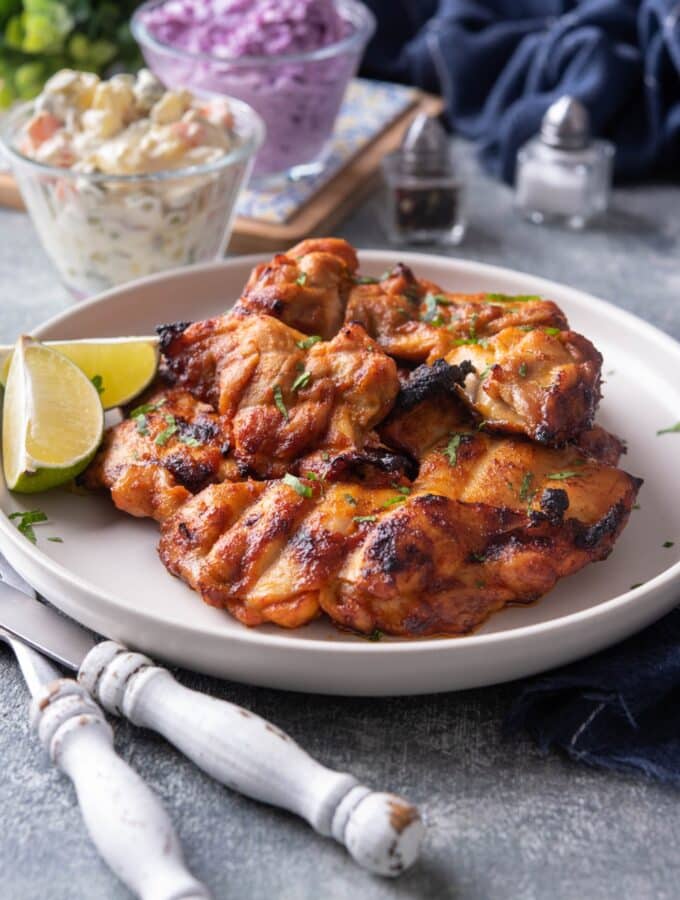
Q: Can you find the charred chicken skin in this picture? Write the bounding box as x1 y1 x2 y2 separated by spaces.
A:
85 237 640 638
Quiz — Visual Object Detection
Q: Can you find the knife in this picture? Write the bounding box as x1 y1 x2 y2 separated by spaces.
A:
0 556 424 877
0 615 209 897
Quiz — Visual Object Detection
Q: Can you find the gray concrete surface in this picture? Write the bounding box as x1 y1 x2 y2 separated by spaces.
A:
1 144 679 899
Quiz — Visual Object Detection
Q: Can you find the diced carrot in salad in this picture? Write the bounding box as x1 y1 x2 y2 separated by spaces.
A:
25 112 62 147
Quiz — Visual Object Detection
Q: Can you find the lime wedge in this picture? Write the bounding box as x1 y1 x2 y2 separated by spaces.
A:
2 336 104 493
0 336 159 410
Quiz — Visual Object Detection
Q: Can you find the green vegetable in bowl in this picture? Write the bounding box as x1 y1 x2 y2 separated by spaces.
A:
0 0 143 107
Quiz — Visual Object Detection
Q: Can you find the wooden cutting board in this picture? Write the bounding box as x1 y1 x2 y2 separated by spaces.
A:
0 91 442 253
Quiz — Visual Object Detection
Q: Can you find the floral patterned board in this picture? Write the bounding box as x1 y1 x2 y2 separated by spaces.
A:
236 79 419 225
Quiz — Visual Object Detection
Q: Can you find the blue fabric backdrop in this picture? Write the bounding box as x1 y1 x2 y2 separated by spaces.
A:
361 0 680 182
507 606 680 784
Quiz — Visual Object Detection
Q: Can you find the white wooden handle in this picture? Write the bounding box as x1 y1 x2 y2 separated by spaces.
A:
80 643 424 877
31 679 210 900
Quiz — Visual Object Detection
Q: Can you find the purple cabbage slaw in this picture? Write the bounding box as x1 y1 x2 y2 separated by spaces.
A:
142 0 349 60
137 0 370 177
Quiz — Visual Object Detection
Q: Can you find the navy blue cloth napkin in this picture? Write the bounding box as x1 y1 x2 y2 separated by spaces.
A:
506 606 680 784
361 0 680 182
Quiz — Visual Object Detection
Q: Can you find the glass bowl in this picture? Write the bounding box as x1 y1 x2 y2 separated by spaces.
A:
0 98 264 299
132 0 375 181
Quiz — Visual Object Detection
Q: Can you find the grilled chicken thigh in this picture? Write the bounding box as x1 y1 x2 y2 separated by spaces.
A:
233 237 358 339
158 434 639 635
345 263 568 360
160 314 399 474
86 315 400 518
346 263 602 444
83 387 235 521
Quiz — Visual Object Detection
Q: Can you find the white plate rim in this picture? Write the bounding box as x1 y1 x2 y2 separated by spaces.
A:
1 250 679 658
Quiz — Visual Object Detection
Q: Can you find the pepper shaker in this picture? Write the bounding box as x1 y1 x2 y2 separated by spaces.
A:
381 113 466 246
514 96 614 229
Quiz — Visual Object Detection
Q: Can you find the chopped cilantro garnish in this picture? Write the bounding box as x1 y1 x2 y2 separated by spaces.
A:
353 275 380 285
452 336 479 346
485 293 540 304
155 414 179 446
657 422 680 435
273 385 288 420
663 541 675 548
544 327 561 336
47 536 63 543
518 325 535 332
91 374 104 395
321 450 330 461
129 398 166 418
421 294 445 326
633 503 640 510
367 629 383 641
9 510 47 524
469 313 478 342
519 472 536 504
478 420 488 431
546 471 578 480
479 365 492 381
383 495 407 507
344 493 358 505
444 433 464 466
135 414 149 436
296 335 322 350
179 435 201 448
519 363 528 378
291 371 311 392
471 551 486 562
630 583 644 590
9 509 48 544
391 483 411 495
428 292 454 306
296 272 308 286
353 515 377 524
283 472 312 498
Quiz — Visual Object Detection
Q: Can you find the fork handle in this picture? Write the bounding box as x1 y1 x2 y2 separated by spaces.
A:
31 679 210 900
80 642 424 878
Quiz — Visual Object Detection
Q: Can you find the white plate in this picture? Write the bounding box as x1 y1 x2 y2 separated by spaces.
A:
1 253 679 696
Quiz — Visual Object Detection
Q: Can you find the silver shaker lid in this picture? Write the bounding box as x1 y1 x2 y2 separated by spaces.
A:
540 96 590 150
399 113 452 175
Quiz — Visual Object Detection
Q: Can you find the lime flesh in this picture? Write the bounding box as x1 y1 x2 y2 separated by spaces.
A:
2 336 104 493
0 336 159 410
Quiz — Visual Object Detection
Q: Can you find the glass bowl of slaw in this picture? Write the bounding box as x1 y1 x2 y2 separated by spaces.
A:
132 0 375 181
0 96 264 299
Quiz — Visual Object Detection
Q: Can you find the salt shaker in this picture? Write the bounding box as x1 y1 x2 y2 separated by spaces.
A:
514 96 614 229
381 113 466 246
